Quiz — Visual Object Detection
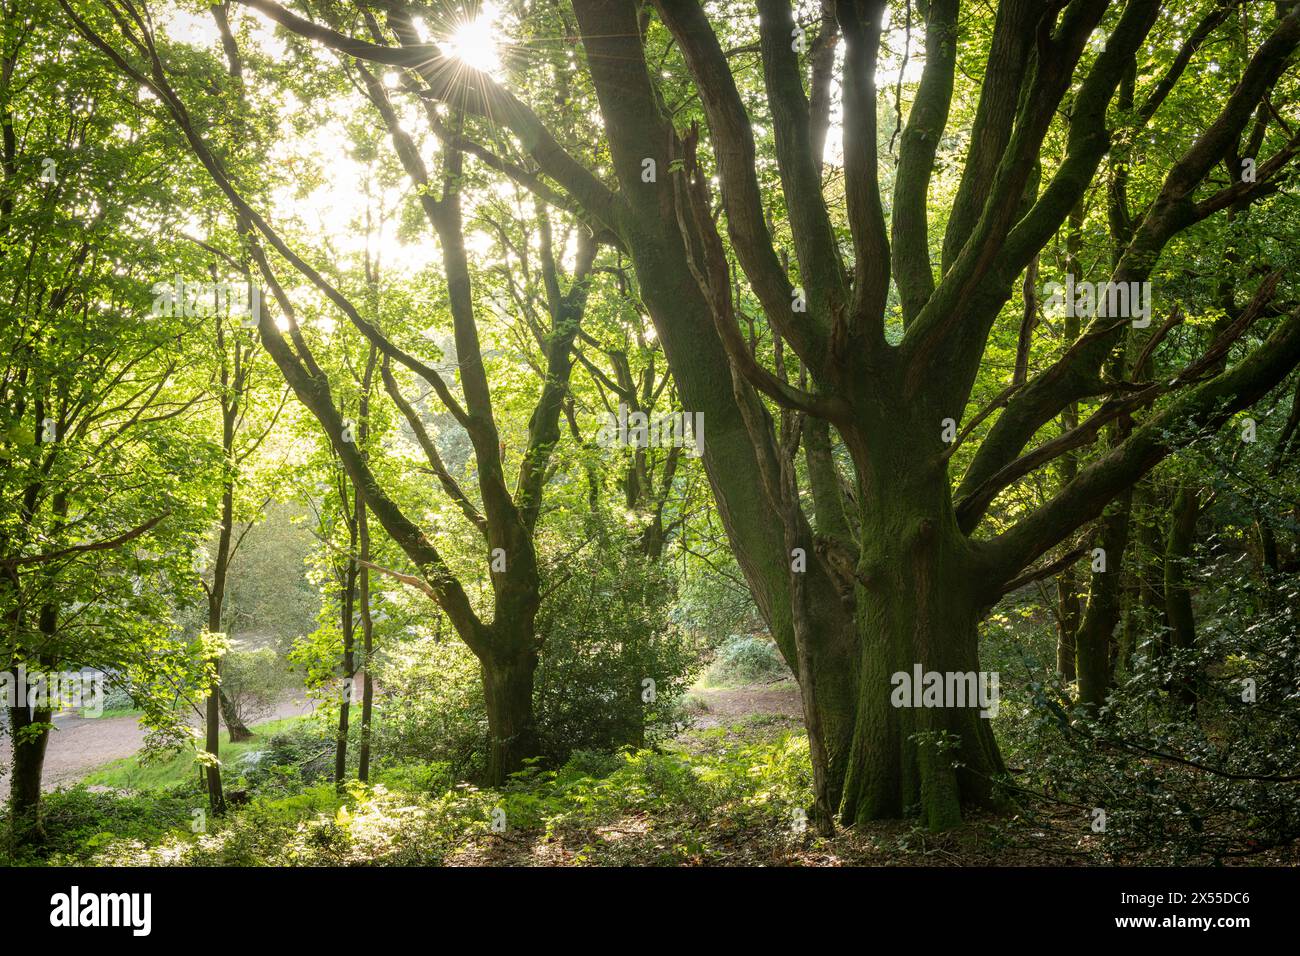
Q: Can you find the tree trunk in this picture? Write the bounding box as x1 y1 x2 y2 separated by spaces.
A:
334 501 358 789
204 676 224 815
357 499 374 784
1117 571 1139 677
1131 482 1170 662
219 688 254 743
7 503 69 841
203 398 235 816
1056 567 1080 682
1055 203 1084 684
1164 481 1200 708
1055 403 1081 681
480 643 539 785
1076 492 1132 710
8 582 62 843
8 701 52 844
835 431 1007 831
838 563 1006 830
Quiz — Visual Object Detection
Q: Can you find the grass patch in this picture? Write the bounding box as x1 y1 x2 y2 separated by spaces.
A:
82 716 308 791
80 706 142 720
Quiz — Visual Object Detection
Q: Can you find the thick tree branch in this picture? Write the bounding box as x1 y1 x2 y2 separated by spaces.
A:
984 304 1300 588
957 4 1300 507
234 0 618 226
654 0 831 368
756 0 848 326
891 0 958 327
835 0 890 336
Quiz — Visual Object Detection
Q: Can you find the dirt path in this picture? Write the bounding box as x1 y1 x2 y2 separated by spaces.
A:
0 695 318 799
686 680 803 729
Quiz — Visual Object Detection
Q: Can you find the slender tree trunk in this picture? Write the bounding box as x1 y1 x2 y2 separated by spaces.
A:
1056 203 1083 683
1077 339 1137 709
203 669 224 815
1076 493 1132 710
357 499 374 783
334 498 358 789
8 699 52 844
354 346 377 783
1056 568 1080 682
204 470 234 816
1117 571 1140 677
1165 481 1200 708
1054 403 1081 682
778 414 835 836
1259 518 1280 573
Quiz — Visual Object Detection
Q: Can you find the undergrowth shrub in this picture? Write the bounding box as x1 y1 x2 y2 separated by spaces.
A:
703 634 790 686
372 547 698 776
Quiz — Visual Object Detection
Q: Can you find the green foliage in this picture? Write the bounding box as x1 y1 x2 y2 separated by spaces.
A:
220 647 296 727
6 0 1300 869
236 720 337 795
371 545 699 776
533 545 699 760
83 716 309 792
986 522 1300 863
0 785 199 866
219 502 321 648
370 634 488 779
702 634 791 687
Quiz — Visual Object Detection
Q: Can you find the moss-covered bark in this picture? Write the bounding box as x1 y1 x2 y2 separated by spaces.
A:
480 640 541 785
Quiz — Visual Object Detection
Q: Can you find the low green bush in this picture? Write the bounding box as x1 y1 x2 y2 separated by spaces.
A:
703 634 790 686
372 547 699 777
222 646 296 727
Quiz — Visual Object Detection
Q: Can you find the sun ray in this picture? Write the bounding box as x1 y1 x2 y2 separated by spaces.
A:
439 3 503 76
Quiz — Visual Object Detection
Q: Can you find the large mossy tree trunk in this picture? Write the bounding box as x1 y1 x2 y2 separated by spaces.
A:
479 638 540 785
841 563 1008 830
835 417 1007 830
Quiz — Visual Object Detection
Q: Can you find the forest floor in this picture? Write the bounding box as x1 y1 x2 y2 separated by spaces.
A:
7 679 1298 867
446 680 1065 867
447 681 1300 867
685 680 804 728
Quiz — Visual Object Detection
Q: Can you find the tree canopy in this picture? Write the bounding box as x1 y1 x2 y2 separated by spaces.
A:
3 0 1300 880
